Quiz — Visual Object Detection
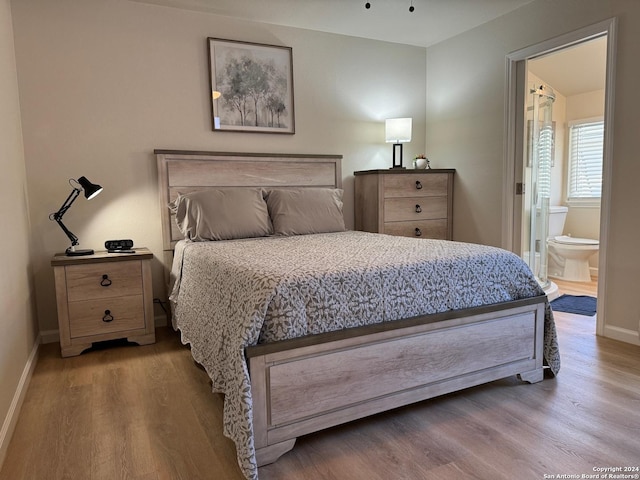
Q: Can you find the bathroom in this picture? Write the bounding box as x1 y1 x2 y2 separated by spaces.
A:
524 36 606 299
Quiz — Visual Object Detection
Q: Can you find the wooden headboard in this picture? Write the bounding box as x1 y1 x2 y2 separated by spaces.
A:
155 150 343 252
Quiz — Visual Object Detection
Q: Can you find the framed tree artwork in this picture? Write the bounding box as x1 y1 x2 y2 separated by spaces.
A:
207 38 295 134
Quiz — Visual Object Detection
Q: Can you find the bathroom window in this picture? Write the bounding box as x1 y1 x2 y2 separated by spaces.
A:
567 119 604 205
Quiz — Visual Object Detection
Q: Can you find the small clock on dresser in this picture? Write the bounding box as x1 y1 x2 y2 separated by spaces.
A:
51 248 156 357
354 169 455 240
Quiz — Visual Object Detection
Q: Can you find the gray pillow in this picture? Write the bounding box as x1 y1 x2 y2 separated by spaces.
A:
170 188 272 241
266 188 346 236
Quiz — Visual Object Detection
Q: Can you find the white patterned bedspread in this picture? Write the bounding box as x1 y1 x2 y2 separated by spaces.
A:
169 231 560 480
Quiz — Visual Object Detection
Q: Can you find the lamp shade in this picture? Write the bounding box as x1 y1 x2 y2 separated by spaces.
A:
77 176 103 200
385 118 412 143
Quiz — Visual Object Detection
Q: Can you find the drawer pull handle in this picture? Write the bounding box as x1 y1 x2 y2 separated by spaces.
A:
102 310 114 323
100 274 112 287
415 204 422 213
415 228 422 237
415 180 423 190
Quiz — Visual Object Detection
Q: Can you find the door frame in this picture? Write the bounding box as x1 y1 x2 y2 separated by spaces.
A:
502 18 617 336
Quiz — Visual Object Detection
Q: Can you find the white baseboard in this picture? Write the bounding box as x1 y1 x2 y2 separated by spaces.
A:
603 324 640 346
0 335 40 468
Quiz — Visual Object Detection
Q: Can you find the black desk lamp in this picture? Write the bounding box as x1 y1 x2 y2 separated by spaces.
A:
49 176 103 256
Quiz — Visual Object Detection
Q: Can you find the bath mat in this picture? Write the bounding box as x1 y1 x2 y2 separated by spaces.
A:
550 294 597 316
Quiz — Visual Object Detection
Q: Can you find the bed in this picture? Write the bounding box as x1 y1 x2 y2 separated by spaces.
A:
155 150 560 480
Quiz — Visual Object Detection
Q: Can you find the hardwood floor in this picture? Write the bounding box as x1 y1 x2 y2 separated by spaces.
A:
552 276 598 297
2 278 639 480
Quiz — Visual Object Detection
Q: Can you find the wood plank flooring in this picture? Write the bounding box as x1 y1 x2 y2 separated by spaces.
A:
2 278 639 480
552 276 598 297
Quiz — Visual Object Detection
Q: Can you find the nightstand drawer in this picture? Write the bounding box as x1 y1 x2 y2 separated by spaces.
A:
66 261 143 302
383 219 449 239
68 295 145 338
384 196 448 222
383 173 449 198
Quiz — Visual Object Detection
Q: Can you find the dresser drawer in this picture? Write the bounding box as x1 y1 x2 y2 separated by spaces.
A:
383 219 449 239
384 196 448 222
66 260 143 302
383 173 449 198
355 169 454 241
68 295 145 338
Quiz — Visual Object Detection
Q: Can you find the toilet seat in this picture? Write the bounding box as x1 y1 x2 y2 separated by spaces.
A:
552 235 599 246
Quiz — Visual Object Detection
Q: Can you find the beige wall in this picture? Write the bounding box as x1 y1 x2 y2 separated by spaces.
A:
0 0 39 464
426 0 640 336
11 0 427 335
567 89 606 120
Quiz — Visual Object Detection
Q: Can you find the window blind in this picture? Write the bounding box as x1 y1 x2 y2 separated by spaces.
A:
568 120 604 200
537 122 554 200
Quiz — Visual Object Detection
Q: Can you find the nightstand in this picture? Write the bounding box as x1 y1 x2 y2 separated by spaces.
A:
51 248 155 357
354 169 455 240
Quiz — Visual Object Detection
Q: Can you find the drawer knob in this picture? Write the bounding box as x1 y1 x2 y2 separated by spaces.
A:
415 180 423 190
415 204 422 213
415 228 422 237
102 310 114 322
100 274 112 287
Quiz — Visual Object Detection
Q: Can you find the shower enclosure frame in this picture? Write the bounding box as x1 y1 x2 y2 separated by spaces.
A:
524 83 556 291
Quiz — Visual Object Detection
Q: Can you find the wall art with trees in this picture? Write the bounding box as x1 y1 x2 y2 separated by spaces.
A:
208 38 295 134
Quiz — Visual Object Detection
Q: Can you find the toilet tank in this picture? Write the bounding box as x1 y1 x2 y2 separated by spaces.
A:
548 206 568 237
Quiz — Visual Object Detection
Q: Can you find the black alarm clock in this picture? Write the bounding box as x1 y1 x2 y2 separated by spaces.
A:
105 239 134 253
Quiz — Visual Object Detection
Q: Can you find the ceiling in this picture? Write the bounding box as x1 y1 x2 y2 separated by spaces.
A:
128 0 535 47
528 36 607 97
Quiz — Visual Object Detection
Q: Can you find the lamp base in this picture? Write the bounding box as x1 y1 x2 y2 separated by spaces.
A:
391 143 404 169
66 247 95 256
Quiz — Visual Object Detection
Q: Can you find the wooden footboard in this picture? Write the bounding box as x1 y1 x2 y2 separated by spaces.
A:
246 296 546 466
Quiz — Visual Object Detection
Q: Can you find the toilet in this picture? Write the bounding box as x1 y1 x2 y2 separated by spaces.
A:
547 206 599 282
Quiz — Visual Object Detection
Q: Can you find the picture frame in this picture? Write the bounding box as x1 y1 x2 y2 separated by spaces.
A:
207 38 295 134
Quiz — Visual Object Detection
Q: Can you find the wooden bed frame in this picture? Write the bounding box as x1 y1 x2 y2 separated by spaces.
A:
155 149 546 467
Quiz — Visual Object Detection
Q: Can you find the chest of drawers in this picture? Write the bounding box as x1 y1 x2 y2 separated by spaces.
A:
51 248 155 357
354 169 455 240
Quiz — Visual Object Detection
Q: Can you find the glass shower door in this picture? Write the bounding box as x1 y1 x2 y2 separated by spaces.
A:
524 84 555 288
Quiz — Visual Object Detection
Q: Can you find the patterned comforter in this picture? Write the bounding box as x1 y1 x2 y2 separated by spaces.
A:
169 231 560 480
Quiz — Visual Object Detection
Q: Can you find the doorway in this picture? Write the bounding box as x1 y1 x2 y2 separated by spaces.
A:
503 19 617 337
